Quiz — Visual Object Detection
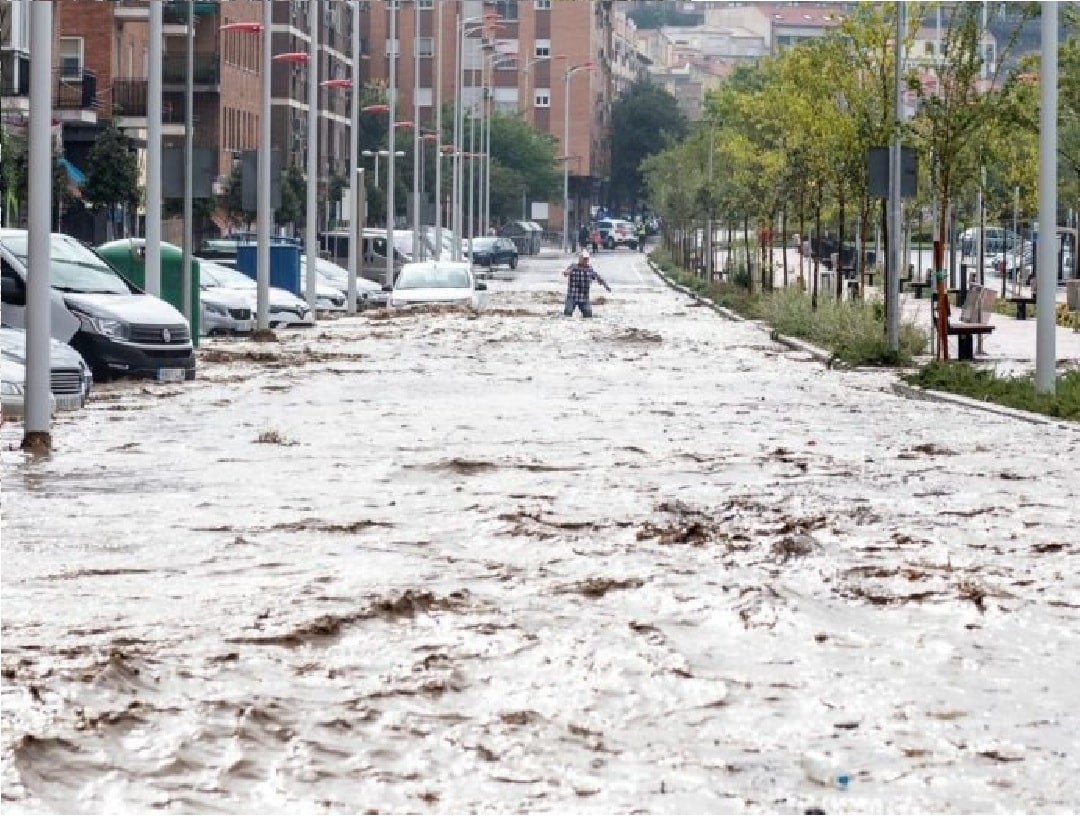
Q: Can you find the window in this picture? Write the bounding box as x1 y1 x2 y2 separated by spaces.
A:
387 38 399 56
417 37 434 57
492 1 518 22
534 88 550 107
418 0 434 8
924 41 934 56
59 37 83 78
534 39 550 58
535 0 551 9
415 87 433 107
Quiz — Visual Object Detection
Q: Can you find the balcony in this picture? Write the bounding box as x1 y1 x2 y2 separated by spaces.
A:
54 70 99 124
112 79 190 133
162 54 220 88
163 1 220 27
114 1 149 21
0 68 31 113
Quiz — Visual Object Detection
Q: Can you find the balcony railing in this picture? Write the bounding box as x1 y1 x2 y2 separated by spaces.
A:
111 79 189 123
162 54 220 85
1 71 30 99
54 70 98 111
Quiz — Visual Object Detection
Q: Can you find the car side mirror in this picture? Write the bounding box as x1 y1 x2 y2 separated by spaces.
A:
475 282 487 291
1 275 26 306
382 284 393 292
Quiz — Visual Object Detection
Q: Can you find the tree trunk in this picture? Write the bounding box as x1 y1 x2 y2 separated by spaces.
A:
782 207 789 288
836 188 845 300
934 180 950 360
798 186 806 290
743 212 752 291
812 189 821 310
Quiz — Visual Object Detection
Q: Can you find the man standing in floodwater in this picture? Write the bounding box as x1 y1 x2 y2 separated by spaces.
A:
562 248 611 318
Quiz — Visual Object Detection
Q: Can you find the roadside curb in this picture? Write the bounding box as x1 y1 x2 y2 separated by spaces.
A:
646 258 744 322
891 382 1080 430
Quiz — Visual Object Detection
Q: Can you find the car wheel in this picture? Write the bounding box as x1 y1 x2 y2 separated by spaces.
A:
604 238 614 250
509 255 517 270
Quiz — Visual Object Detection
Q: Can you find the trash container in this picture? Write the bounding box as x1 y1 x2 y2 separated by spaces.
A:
97 238 200 343
235 242 301 296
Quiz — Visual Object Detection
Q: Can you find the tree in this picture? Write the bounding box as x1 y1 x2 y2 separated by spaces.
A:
609 80 687 216
276 164 306 229
221 162 253 228
487 112 561 223
83 121 140 239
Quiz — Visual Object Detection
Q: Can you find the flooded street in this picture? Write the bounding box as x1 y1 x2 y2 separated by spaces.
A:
3 250 1079 813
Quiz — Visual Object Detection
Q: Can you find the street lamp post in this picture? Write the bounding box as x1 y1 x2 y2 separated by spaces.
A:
219 16 272 330
322 75 356 310
387 0 397 287
562 61 593 254
146 0 162 296
182 0 194 323
306 0 319 313
412 0 423 261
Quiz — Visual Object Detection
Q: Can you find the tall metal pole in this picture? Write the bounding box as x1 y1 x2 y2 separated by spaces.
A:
1035 1 1058 394
146 0 163 296
452 10 463 260
347 0 361 313
23 0 53 450
386 0 397 287
182 0 194 322
886 0 904 352
256 0 272 330
468 110 476 258
434 0 444 258
562 67 570 254
483 75 492 235
305 0 319 312
412 1 422 259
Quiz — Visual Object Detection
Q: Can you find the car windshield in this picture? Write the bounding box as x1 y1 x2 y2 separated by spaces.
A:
470 238 496 251
198 260 255 289
396 266 471 290
1 234 133 294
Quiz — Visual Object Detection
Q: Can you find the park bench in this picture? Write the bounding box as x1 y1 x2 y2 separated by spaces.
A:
1006 295 1037 320
933 283 995 361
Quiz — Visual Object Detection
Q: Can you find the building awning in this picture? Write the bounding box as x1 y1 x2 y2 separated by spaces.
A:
59 157 86 186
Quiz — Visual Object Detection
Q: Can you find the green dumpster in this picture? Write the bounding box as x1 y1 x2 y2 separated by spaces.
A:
97 239 201 344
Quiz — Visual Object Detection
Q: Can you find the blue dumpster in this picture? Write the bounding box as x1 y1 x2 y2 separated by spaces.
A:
235 243 301 296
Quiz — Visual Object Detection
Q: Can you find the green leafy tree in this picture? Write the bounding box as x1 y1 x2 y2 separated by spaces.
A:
487 112 561 223
276 163 306 229
610 80 688 216
83 121 140 238
221 162 254 228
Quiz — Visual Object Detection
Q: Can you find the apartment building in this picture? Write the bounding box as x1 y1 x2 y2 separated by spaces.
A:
3 0 355 239
362 0 629 230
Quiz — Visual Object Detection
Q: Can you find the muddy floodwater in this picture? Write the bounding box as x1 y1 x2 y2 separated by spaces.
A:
3 252 1079 813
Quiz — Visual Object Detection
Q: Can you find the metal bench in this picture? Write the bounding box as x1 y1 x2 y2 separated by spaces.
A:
934 284 995 361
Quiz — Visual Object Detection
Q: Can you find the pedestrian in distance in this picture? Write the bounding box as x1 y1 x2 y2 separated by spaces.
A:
562 248 611 318
578 223 590 254
636 221 647 253
590 227 601 254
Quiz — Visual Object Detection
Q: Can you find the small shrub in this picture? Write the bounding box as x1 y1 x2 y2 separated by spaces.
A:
904 362 1080 420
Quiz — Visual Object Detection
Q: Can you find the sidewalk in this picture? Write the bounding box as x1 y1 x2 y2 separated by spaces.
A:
896 287 1080 375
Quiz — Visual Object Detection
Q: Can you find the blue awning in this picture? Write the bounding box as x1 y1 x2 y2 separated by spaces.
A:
60 157 86 186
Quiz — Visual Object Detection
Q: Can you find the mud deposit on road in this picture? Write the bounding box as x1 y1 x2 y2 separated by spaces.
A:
3 256 1080 813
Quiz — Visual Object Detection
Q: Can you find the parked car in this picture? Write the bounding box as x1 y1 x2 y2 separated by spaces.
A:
304 256 389 309
0 230 195 382
1 326 92 412
466 236 518 270
596 218 638 250
197 258 314 328
1 359 57 421
387 261 487 309
200 288 253 336
298 257 348 315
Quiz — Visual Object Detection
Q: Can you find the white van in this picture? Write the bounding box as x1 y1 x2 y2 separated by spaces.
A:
0 231 195 382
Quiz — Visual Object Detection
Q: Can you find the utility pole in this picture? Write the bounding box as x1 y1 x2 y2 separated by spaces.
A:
434 0 444 258
23 0 53 451
146 0 163 296
386 0 397 287
181 0 194 322
1035 2 1057 394
347 0 361 314
305 0 319 311
886 0 904 352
